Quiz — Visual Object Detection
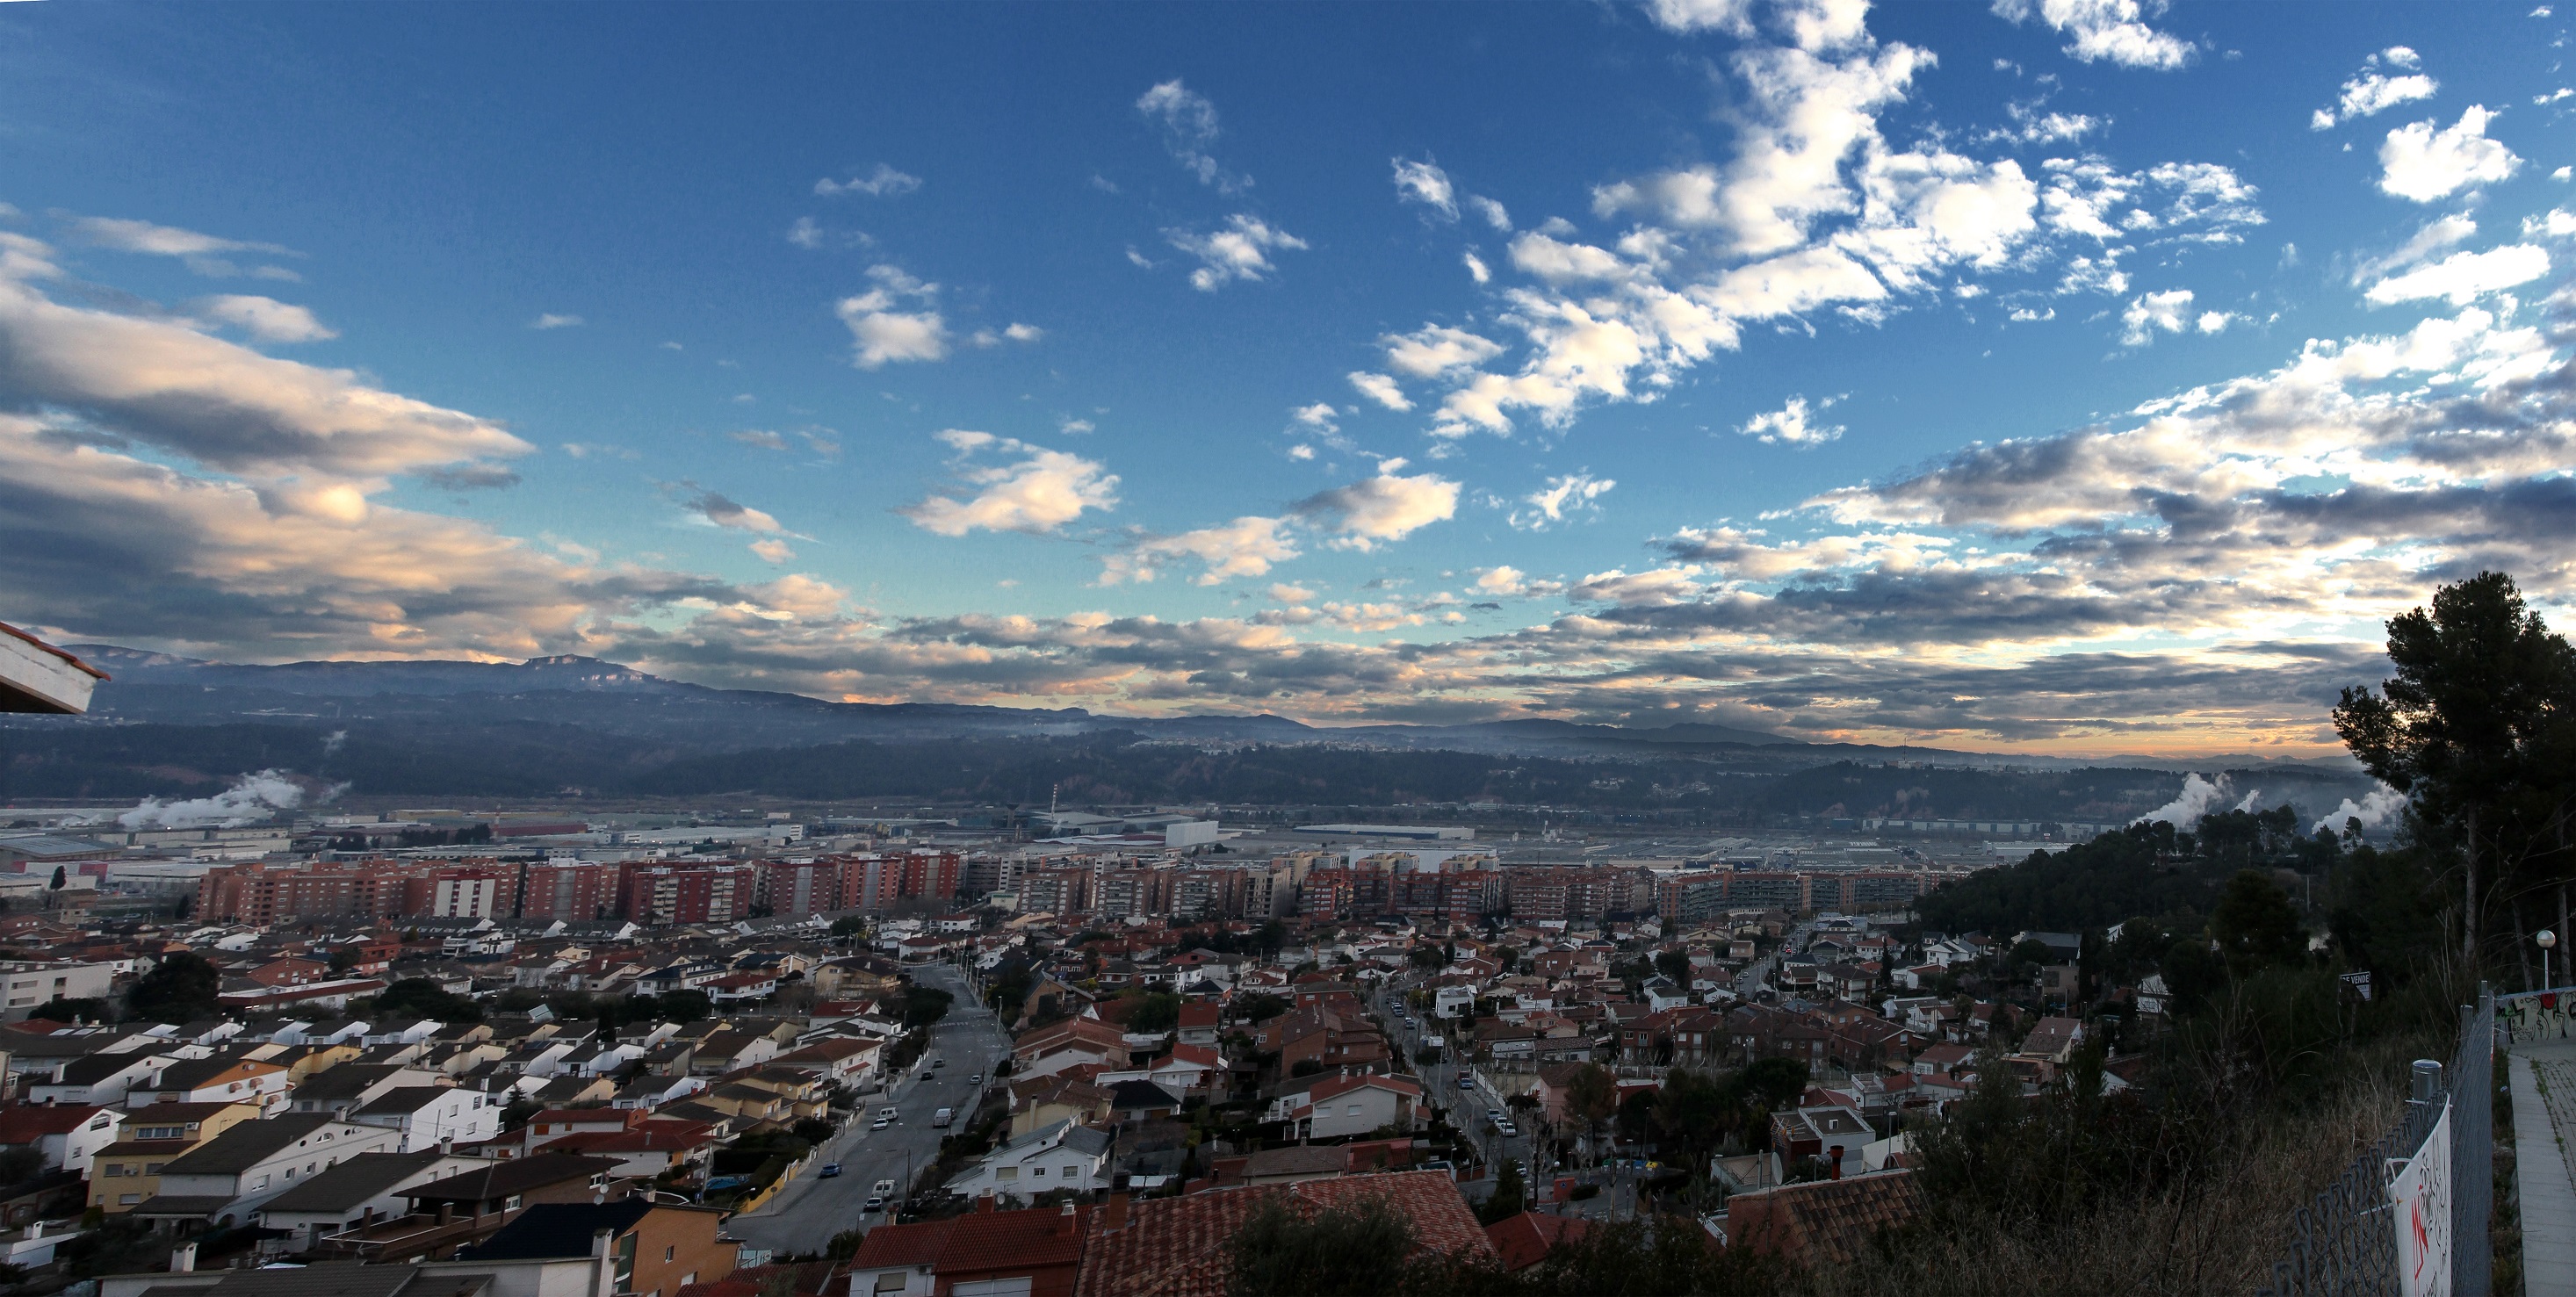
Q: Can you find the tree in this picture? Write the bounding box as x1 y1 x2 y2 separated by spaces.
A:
596 1002 619 1041
1565 1063 1617 1167
126 952 220 1024
1120 990 1181 1034
1653 949 1691 984
2210 869 2303 976
372 977 483 1023
2334 571 2576 971
1476 1159 1527 1225
655 989 713 1023
28 997 112 1024
1228 1193 1418 1296
829 916 867 938
47 866 63 891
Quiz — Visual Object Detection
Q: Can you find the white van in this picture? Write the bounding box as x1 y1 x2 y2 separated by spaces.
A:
932 1106 955 1128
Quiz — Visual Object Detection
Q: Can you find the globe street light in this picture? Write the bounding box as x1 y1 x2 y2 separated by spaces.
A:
2541 929 2558 992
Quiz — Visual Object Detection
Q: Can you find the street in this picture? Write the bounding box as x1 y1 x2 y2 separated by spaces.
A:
725 963 1011 1254
1368 979 1542 1203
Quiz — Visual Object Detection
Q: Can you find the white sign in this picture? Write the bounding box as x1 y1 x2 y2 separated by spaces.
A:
2386 1100 2452 1297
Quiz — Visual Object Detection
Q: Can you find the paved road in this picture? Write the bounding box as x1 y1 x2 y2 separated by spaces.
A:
1369 981 1542 1203
727 963 1011 1254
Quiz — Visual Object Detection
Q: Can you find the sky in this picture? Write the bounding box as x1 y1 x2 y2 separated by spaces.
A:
5 0 2576 756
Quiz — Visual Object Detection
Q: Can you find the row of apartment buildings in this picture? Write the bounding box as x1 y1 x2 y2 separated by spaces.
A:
193 852 966 926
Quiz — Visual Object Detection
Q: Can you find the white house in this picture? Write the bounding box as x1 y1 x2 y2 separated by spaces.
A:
347 1086 501 1152
151 1113 402 1224
0 1105 123 1172
1269 1074 1422 1141
940 1120 1115 1203
29 1052 174 1106
1432 986 1476 1019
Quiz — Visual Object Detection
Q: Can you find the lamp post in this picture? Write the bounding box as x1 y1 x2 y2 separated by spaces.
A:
2542 929 2558 991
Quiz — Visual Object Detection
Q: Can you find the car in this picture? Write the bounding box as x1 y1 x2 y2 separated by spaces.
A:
1485 1108 1503 1122
931 1057 945 1069
1458 1077 1475 1090
932 1106 955 1128
1495 1120 1519 1137
870 1117 891 1130
969 1073 983 1084
874 1178 898 1195
879 1106 899 1120
863 1194 886 1212
818 1163 841 1178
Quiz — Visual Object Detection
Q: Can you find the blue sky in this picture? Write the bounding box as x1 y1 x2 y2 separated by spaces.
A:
6 0 2576 753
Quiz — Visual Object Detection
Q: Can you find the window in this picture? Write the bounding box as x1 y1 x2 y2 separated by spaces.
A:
145 1164 162 1175
663 1246 675 1262
995 1166 1016 1181
874 1275 905 1295
119 1193 139 1205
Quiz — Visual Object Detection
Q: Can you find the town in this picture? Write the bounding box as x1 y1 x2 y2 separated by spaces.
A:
0 792 2176 1295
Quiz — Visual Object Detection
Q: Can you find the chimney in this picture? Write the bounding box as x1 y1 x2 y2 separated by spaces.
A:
437 1202 454 1225
170 1243 197 1273
1103 1193 1129 1232
974 1193 994 1214
1827 1146 1844 1180
1055 1201 1078 1236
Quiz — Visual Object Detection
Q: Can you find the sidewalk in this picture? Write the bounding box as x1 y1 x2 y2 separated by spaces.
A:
2509 1040 2576 1296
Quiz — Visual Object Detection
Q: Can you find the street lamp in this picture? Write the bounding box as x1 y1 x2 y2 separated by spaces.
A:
2543 929 2558 992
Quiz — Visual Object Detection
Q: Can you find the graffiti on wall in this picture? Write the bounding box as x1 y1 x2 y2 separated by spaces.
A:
2502 989 2573 1042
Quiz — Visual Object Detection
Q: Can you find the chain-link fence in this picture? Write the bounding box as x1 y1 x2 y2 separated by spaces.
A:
2257 986 2495 1297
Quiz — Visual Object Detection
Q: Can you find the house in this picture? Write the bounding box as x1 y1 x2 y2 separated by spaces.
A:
127 1054 293 1111
848 1200 1094 1297
1071 1171 1493 1297
85 1100 263 1215
138 1113 404 1228
1717 1169 1924 1268
0 1104 122 1172
523 1106 643 1153
395 1150 627 1220
458 1199 738 1297
1008 1077 1115 1140
941 1120 1115 1203
1175 1001 1222 1048
1484 1210 1590 1273
27 1050 172 1106
254 1149 484 1249
1274 1073 1421 1140
1768 1104 1873 1183
539 1123 718 1182
350 1086 502 1151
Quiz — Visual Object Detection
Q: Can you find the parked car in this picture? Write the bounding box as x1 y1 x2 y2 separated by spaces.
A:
818 1163 841 1178
879 1106 899 1120
874 1178 898 1195
870 1116 891 1130
969 1074 983 1084
863 1194 885 1212
1458 1076 1475 1090
933 1106 955 1128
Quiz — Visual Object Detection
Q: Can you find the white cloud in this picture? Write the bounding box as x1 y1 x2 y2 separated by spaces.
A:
1100 515 1301 586
1642 0 1755 34
1984 103 2103 145
191 295 336 343
1382 324 1506 378
900 429 1119 537
836 264 949 368
2119 288 2197 344
530 313 584 329
1294 470 1460 550
1466 196 1512 231
68 216 302 278
1136 79 1245 191
815 164 922 198
750 538 796 564
1473 566 1530 595
2364 244 2551 306
1511 472 1616 529
1268 583 1316 603
1740 395 1845 444
1991 0 2194 70
2356 215 2479 282
1003 322 1043 342
1462 252 1492 285
1348 371 1413 411
1392 157 1457 219
2313 49 2437 129
1569 566 1706 607
1291 403 1339 434
1163 215 1307 292
2378 106 2522 202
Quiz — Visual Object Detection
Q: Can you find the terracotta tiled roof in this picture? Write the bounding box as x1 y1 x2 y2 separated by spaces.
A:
1483 1210 1589 1272
1072 1170 1490 1297
1723 1168 1924 1268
